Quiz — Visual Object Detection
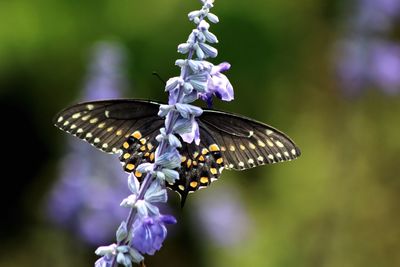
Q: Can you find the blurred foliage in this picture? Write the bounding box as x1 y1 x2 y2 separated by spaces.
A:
0 0 399 267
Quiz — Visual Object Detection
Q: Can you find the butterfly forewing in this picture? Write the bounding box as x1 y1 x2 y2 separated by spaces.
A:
54 100 163 154
199 110 301 170
54 99 300 205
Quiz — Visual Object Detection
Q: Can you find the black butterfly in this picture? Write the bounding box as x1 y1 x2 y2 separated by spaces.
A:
54 99 301 205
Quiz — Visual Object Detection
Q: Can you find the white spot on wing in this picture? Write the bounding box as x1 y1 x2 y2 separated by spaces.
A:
72 113 81 119
275 140 284 148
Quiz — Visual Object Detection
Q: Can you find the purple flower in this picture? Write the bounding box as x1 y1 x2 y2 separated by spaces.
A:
199 62 234 107
370 42 400 94
131 214 177 255
192 186 251 246
179 116 200 145
47 41 130 245
335 0 400 96
355 0 400 31
336 39 400 95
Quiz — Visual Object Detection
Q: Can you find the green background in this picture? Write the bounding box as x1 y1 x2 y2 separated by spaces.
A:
1 0 399 266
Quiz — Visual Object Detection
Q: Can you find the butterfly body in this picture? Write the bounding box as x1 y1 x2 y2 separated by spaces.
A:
54 99 301 205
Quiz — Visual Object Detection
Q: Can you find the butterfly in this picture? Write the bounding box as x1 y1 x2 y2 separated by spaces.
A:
54 99 301 205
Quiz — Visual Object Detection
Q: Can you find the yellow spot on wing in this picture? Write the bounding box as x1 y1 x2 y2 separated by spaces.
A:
140 138 146 145
257 140 266 147
249 142 256 149
240 145 246 150
123 142 129 149
57 116 63 123
230 146 235 151
178 185 185 191
132 131 142 139
150 152 155 161
216 158 224 164
107 127 114 132
200 177 209 184
123 153 131 159
186 159 192 168
209 144 220 152
89 118 98 124
98 122 106 128
267 139 274 147
87 104 94 110
126 163 135 170
190 181 198 188
210 168 218 175
135 170 142 178
116 130 122 136
201 148 209 155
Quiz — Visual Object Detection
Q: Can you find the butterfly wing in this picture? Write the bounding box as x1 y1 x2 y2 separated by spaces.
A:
198 110 301 170
54 99 163 154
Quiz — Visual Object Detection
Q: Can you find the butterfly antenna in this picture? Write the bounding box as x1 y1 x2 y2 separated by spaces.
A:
152 72 166 85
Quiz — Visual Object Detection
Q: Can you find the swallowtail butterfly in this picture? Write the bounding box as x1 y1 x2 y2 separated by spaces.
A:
54 99 301 205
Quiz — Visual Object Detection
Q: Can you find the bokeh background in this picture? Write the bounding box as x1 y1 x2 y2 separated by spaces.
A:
1 0 399 266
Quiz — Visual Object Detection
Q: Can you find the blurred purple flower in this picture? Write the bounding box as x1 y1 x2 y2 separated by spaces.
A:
47 41 130 245
370 42 400 94
192 186 251 247
336 40 400 95
335 0 400 95
131 214 177 255
84 42 128 100
354 0 400 31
